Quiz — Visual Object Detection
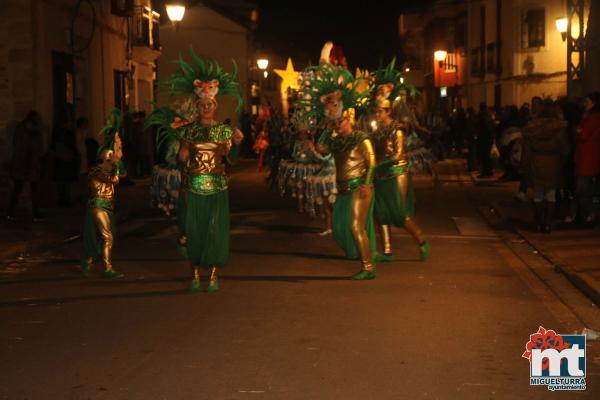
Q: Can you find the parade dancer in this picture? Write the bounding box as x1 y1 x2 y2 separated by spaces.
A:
370 60 430 261
148 48 243 293
304 63 378 280
81 109 126 278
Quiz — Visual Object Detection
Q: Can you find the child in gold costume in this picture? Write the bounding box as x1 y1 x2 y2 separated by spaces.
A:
81 109 126 278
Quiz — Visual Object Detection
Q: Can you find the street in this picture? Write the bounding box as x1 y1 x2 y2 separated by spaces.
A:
1 160 599 399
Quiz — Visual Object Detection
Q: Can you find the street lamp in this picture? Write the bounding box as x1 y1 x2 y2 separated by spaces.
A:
257 58 269 78
434 50 447 66
555 17 568 41
257 58 269 70
166 2 186 30
434 49 457 70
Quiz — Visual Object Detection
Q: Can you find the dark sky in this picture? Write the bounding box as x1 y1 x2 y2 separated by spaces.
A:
255 0 434 70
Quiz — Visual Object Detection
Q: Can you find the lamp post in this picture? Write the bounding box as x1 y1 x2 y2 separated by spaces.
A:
166 2 186 30
558 1 586 98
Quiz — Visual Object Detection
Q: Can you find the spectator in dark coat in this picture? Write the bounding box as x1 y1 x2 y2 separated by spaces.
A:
476 102 494 177
565 92 600 225
52 113 80 206
6 111 44 221
465 107 478 171
522 99 569 233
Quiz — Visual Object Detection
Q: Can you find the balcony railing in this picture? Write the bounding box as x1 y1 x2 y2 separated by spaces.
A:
132 5 160 51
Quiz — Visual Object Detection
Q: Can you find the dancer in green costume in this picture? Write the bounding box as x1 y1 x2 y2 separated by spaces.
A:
302 61 378 280
370 59 430 261
147 47 244 292
81 109 127 278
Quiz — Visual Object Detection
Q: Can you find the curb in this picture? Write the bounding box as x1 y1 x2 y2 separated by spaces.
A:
555 264 600 307
0 210 143 265
0 233 81 263
488 201 600 307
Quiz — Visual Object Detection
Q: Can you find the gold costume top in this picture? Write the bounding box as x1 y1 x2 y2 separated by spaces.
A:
371 122 408 178
88 166 119 205
178 123 236 195
317 130 376 193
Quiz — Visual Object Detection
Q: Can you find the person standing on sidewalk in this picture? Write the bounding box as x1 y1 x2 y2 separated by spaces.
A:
369 60 430 262
6 111 44 222
476 102 494 178
521 99 569 233
565 92 600 226
81 109 126 278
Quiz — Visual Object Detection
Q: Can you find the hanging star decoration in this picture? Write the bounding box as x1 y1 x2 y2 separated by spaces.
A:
274 58 300 93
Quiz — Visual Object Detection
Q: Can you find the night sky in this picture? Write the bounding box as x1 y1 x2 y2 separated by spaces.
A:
254 0 434 70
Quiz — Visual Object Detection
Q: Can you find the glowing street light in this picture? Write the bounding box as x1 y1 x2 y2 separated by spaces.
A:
434 49 447 63
166 2 186 30
555 17 568 41
257 58 269 70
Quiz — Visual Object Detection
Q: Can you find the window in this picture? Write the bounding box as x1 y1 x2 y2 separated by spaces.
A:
445 53 457 72
525 9 545 48
132 6 161 50
114 70 130 112
486 42 496 73
470 47 481 77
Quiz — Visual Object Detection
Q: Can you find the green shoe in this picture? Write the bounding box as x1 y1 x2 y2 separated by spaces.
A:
419 240 430 261
374 252 395 263
80 259 91 278
206 279 220 293
188 278 201 293
102 269 124 279
351 270 376 280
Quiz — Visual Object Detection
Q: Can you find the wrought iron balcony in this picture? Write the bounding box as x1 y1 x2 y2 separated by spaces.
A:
132 5 160 51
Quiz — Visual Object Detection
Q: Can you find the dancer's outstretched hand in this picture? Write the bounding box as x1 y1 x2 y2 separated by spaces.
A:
233 128 244 145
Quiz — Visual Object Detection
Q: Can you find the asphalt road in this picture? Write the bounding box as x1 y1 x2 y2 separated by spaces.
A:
1 160 599 399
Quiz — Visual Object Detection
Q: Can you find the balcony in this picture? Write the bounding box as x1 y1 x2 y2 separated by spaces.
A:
131 5 161 63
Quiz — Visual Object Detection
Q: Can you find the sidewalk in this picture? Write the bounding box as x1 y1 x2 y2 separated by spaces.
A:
471 170 600 306
0 177 154 262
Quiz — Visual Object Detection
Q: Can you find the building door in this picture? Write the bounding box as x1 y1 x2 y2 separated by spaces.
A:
114 69 130 112
52 51 75 125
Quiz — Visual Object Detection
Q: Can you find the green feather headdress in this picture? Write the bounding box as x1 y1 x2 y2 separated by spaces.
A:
370 58 418 109
98 108 123 157
299 64 368 123
160 46 243 111
144 105 182 155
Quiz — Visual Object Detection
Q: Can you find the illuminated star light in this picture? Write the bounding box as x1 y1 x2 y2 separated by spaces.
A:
274 58 300 92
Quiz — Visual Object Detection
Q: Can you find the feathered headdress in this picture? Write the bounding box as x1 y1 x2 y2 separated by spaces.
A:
160 46 243 111
370 58 418 109
299 63 368 124
98 108 123 160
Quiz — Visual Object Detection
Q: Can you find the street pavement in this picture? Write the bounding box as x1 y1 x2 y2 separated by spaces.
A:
1 159 600 399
